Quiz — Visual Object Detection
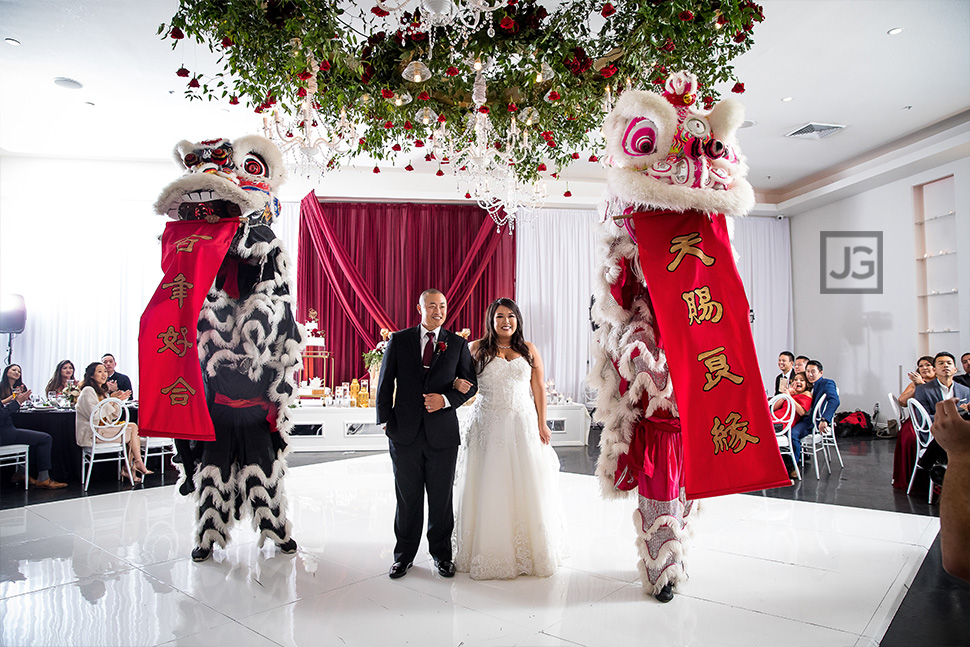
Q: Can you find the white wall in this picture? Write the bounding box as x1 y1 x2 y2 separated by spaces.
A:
789 156 970 414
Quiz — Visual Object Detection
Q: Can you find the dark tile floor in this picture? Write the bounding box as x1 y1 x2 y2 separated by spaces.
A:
2 431 967 646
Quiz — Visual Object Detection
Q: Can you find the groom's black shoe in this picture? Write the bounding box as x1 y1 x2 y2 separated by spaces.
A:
434 558 456 578
389 561 413 579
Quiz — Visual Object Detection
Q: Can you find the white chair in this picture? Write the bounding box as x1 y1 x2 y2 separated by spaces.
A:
81 397 135 491
906 399 935 503
141 436 176 472
0 444 30 490
768 393 800 480
801 393 840 478
888 392 907 425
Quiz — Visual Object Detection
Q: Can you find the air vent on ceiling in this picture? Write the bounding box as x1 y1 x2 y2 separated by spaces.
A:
785 123 846 140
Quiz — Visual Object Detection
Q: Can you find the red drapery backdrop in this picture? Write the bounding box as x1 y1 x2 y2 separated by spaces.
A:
298 192 516 384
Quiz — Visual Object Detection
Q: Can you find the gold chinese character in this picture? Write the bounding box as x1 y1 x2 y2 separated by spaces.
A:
161 273 193 309
697 346 744 391
682 286 723 325
174 234 213 253
156 325 194 358
667 233 716 272
710 412 759 455
161 377 196 406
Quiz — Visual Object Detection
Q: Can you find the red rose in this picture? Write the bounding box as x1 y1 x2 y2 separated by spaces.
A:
661 38 675 52
404 121 413 130
734 31 747 43
478 106 489 114
652 76 665 85
170 27 184 40
537 163 547 171
547 140 556 147
547 91 561 101
188 77 200 88
703 95 715 109
176 67 190 77
229 96 239 105
405 164 415 171
446 66 460 77
540 131 553 140
551 172 559 178
373 165 381 174
384 120 394 129
563 190 572 197
381 88 395 99
298 70 313 81
600 64 617 79
425 153 433 161
319 60 331 72
436 169 444 177
415 139 425 147
392 144 402 151
371 6 390 17
221 36 234 48
437 115 447 122
359 138 367 146
601 3 616 17
537 6 548 18
417 91 430 101
437 341 447 353
500 17 517 32
732 82 745 94
588 155 598 162
507 102 518 112
297 87 307 97
571 152 580 159
464 192 472 199
717 14 728 27
679 10 694 21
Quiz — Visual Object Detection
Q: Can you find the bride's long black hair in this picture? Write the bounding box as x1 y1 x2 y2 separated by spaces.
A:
476 298 533 374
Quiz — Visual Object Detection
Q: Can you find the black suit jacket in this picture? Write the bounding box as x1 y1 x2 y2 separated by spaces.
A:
376 326 478 448
914 378 970 419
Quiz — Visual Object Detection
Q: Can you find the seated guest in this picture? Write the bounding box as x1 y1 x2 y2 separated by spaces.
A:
791 360 840 460
76 362 151 483
772 371 813 424
44 360 77 395
793 355 809 375
774 351 795 395
101 354 132 400
914 352 970 420
1 387 67 489
898 356 936 406
1 364 27 406
955 352 970 389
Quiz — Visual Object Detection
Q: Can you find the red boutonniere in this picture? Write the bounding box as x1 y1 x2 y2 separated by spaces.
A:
436 341 448 354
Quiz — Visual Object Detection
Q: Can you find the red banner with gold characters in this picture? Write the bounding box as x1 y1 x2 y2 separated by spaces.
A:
633 210 790 498
138 219 238 440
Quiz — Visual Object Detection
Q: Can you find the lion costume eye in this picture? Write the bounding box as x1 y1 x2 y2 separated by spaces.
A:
183 153 200 167
621 117 658 157
243 154 267 177
211 148 230 166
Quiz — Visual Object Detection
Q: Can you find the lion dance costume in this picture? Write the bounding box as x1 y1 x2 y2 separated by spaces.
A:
589 72 779 601
141 135 304 561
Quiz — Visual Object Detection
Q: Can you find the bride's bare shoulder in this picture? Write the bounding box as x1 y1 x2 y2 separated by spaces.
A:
469 339 482 354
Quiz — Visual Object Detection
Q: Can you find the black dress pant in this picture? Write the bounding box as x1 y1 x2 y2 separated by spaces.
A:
388 424 458 564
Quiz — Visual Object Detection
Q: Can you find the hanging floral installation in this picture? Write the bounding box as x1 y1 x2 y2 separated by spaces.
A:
161 0 764 186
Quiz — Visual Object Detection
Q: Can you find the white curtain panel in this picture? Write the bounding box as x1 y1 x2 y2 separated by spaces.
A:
732 215 795 390
514 209 600 402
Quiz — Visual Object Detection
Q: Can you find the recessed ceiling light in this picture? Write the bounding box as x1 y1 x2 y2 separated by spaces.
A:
887 27 904 35
4 37 21 46
781 96 794 102
53 77 83 90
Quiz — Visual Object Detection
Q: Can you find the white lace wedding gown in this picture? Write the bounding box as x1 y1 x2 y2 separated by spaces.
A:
454 356 567 579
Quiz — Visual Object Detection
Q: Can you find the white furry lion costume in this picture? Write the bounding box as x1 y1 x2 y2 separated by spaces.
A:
589 72 756 599
151 135 305 561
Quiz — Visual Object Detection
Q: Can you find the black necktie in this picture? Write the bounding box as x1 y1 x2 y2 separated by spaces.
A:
423 331 435 368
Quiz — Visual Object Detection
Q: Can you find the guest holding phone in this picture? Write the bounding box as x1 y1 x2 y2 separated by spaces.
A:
1 364 27 405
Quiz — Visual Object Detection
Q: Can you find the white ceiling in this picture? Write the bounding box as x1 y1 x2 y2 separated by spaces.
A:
1 0 968 198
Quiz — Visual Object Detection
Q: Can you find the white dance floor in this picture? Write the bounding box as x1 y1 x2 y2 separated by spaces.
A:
0 453 939 647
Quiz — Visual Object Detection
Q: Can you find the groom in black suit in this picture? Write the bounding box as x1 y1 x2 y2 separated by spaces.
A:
377 289 478 579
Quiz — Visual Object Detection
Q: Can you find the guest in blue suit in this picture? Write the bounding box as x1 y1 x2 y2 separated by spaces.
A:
791 360 840 460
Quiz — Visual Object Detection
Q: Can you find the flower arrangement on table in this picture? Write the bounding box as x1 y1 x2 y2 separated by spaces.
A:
61 383 81 407
160 0 764 185
363 328 393 370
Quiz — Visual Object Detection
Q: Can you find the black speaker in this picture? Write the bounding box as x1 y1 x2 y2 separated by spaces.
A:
0 294 26 334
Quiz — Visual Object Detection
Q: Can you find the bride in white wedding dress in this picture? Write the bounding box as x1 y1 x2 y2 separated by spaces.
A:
452 298 567 580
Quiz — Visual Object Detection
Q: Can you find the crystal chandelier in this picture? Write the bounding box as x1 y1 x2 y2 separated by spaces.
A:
377 0 506 37
436 63 547 231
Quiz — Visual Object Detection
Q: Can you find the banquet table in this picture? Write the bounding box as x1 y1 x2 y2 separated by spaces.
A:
11 406 139 484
